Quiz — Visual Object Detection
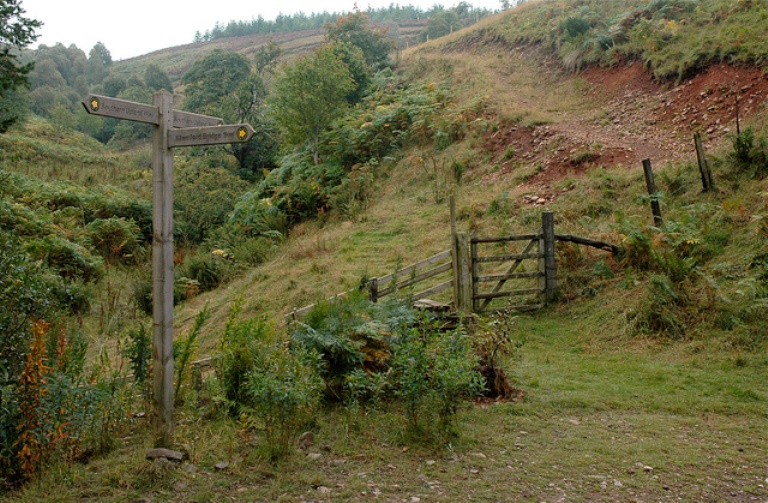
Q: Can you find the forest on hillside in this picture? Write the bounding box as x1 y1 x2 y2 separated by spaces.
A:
194 2 499 42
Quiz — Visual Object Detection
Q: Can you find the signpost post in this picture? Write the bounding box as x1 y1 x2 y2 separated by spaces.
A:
83 90 254 447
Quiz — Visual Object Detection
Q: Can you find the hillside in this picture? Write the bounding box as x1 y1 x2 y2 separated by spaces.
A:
2 0 768 500
109 20 431 86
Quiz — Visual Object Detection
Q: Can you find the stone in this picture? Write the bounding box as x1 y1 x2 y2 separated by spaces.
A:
214 461 229 471
145 448 185 462
299 431 314 450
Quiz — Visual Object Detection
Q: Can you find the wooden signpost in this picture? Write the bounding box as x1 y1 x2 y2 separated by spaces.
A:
83 90 254 447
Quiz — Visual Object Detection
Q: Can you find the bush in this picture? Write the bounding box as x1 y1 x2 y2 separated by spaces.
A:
291 292 417 400
0 234 66 382
174 165 250 245
729 127 768 178
85 217 143 264
216 313 274 410
292 294 483 440
177 251 236 292
24 235 103 283
216 310 323 460
2 320 131 489
241 343 323 460
389 324 485 437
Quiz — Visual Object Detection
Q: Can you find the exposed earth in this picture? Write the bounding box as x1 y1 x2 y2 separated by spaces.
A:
484 60 768 200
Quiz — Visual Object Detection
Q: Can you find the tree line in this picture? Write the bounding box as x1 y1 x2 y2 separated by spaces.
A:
194 2 498 43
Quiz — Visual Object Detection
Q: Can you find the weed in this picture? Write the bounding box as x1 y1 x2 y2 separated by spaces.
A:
174 306 211 400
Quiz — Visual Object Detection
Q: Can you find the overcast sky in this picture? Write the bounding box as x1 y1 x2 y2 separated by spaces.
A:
24 0 503 61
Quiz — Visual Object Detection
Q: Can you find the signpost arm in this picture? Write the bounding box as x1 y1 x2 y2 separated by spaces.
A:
152 90 175 447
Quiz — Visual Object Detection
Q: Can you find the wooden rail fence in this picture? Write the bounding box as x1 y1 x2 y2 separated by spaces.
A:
286 203 619 320
287 249 454 320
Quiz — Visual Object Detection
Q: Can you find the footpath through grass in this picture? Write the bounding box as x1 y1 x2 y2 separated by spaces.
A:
5 308 766 503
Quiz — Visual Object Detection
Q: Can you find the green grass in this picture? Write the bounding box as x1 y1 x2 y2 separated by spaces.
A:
4 308 766 502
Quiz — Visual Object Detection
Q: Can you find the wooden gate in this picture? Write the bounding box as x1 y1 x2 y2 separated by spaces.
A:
467 212 556 313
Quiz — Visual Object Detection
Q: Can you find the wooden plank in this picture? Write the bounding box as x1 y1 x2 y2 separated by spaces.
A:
474 287 543 300
377 262 452 297
412 280 453 301
554 234 621 255
476 271 542 282
475 252 542 263
471 234 540 244
83 94 224 128
693 132 715 191
286 291 350 320
83 94 159 125
289 304 316 319
191 357 214 369
470 234 479 312
168 124 255 147
376 250 451 287
414 298 451 310
173 110 224 128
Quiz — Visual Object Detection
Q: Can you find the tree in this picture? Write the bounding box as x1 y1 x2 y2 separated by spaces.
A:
182 49 251 116
422 10 462 41
270 46 354 166
324 11 395 71
144 63 173 92
182 49 280 179
1 0 41 131
87 42 112 84
0 85 28 129
102 75 126 97
254 39 282 76
327 41 370 105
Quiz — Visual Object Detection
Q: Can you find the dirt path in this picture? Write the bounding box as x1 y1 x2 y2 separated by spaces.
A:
482 59 768 197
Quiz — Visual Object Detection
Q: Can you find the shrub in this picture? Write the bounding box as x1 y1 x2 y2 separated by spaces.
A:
177 251 236 292
729 127 768 178
241 344 323 460
174 165 249 245
24 235 104 283
216 312 274 411
389 324 484 437
216 309 323 460
85 217 143 264
2 320 131 489
291 292 416 400
125 324 152 403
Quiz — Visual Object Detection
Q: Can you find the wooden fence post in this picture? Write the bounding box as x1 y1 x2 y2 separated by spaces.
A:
541 212 556 304
468 233 478 313
694 132 715 192
450 195 473 313
369 277 379 303
642 158 663 228
455 232 473 313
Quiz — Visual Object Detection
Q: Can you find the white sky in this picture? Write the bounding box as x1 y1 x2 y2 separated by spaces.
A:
24 0 503 61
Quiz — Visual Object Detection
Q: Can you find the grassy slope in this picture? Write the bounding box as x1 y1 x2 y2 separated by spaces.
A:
4 0 768 500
